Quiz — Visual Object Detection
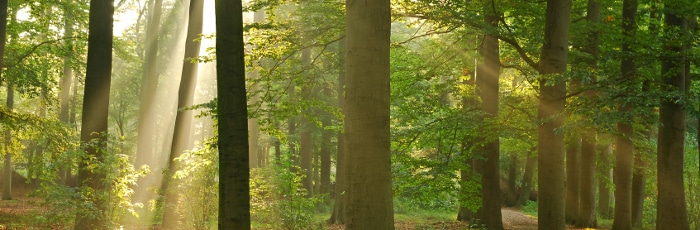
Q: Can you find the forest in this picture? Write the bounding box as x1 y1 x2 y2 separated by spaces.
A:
0 0 698 229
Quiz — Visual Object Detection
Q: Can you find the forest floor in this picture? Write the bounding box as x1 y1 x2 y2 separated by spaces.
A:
327 207 607 230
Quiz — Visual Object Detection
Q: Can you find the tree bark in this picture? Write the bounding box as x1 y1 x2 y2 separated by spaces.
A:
248 9 265 169
161 0 204 227
344 0 394 228
536 0 572 229
0 0 9 202
216 0 250 228
476 6 503 229
656 2 690 229
74 0 114 228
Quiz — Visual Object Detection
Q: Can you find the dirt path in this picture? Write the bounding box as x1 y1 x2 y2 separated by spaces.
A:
502 207 538 230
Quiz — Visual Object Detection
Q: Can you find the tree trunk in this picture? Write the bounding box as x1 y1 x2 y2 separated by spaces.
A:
161 0 204 227
612 1 636 229
329 37 346 224
320 106 331 196
565 137 580 224
476 6 503 229
74 0 114 228
135 0 163 170
536 1 572 229
656 2 690 229
597 142 612 219
216 0 250 228
248 9 265 169
517 149 536 207
577 1 600 227
344 0 393 228
3 84 13 201
300 47 314 197
505 153 518 207
0 0 9 202
59 0 75 185
631 153 645 228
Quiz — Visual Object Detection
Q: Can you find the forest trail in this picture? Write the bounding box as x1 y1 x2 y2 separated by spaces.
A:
325 207 607 229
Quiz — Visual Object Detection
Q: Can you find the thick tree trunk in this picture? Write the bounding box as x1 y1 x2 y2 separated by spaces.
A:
597 143 612 219
476 8 503 229
656 3 690 229
216 0 250 228
565 137 580 224
344 0 394 228
161 0 204 228
74 0 114 228
536 1 572 229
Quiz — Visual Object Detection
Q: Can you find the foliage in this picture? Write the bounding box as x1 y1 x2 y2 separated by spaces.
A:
172 138 219 230
251 153 322 230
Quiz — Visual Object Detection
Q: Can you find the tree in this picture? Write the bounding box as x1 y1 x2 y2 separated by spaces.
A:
536 0 572 229
216 0 250 228
135 0 163 170
74 0 114 228
576 0 600 227
161 0 204 227
3 84 13 200
655 0 690 229
344 0 394 228
612 0 637 228
476 3 503 229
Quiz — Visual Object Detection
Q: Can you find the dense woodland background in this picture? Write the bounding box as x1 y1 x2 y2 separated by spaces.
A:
0 0 698 229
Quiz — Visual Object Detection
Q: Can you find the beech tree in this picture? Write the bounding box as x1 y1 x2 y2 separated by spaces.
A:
536 0 572 229
216 0 250 228
74 0 114 228
344 0 394 228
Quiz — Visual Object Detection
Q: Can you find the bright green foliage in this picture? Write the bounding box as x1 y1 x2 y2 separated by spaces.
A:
172 138 219 229
251 153 322 229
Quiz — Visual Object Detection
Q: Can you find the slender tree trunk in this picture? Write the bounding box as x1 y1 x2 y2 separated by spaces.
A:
565 137 580 224
476 6 503 229
216 0 250 228
300 47 314 197
0 0 9 202
135 0 163 169
344 0 394 228
631 151 645 228
247 9 265 169
320 99 332 196
517 149 536 207
656 2 690 229
505 153 518 207
74 0 114 228
612 1 637 229
537 0 572 229
329 37 346 224
3 84 13 200
597 142 612 219
577 1 600 227
161 0 204 227
60 1 75 185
